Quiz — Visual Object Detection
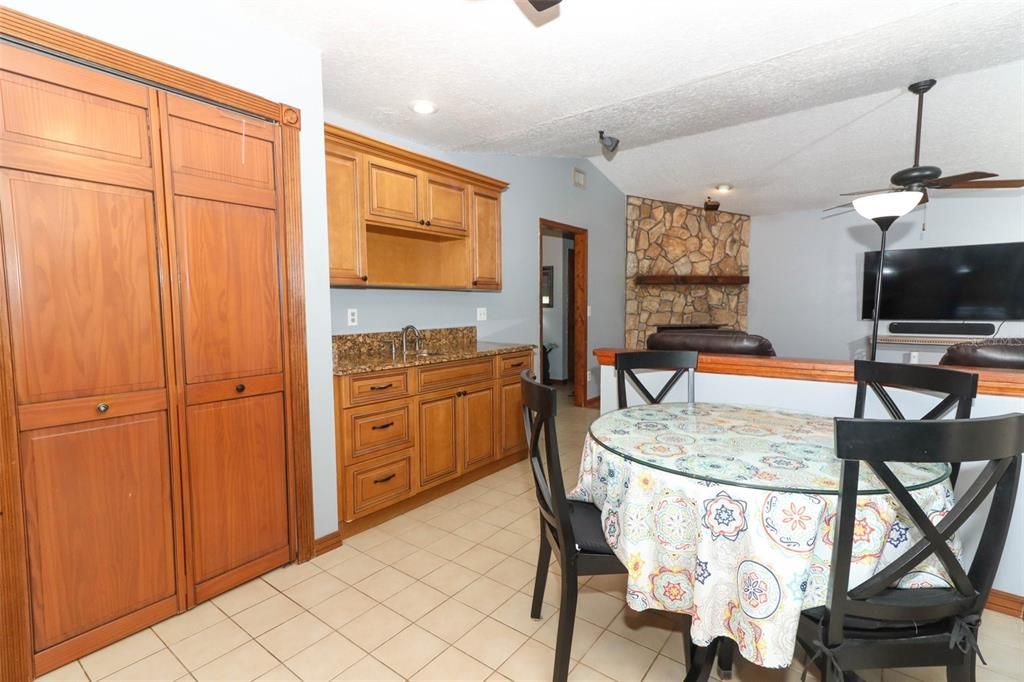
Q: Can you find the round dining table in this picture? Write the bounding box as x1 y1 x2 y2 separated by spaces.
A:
568 402 958 669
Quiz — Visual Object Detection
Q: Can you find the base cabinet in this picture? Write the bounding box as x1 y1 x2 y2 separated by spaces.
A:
337 351 530 524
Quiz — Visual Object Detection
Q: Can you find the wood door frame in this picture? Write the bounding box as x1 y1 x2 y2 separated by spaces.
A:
538 219 588 408
0 9 314 679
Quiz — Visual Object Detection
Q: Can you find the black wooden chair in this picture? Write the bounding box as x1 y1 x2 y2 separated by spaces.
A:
796 413 1024 682
521 370 691 681
615 350 699 409
853 360 978 484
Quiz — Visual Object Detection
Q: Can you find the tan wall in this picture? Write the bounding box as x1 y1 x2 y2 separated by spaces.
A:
625 195 750 349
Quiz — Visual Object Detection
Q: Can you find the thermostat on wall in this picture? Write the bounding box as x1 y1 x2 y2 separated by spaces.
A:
572 167 586 189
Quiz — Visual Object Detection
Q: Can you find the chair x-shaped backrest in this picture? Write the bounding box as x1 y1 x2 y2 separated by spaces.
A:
853 360 978 482
520 370 575 556
825 414 1023 646
615 350 699 409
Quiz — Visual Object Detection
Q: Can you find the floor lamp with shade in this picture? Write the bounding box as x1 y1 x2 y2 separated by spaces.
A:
853 190 923 360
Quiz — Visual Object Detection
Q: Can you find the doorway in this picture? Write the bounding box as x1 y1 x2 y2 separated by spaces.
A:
539 219 588 408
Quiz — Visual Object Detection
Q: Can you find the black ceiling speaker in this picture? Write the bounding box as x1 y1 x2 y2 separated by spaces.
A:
527 0 562 11
824 78 1024 212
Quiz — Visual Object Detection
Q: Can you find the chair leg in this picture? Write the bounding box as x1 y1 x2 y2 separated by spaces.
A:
553 565 578 682
680 615 693 672
716 638 736 679
684 637 720 682
947 650 977 682
531 527 551 619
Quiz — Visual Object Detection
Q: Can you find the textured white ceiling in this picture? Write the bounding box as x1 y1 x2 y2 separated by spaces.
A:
219 0 1024 214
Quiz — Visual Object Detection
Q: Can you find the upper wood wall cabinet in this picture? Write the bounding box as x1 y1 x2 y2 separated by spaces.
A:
325 124 507 290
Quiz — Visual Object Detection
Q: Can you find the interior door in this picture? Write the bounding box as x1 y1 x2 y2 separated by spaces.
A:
462 383 496 470
161 93 291 600
326 147 367 286
418 390 460 487
471 188 501 289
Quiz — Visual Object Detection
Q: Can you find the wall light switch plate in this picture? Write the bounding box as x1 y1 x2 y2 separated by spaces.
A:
476 307 487 321
347 308 358 326
587 305 592 318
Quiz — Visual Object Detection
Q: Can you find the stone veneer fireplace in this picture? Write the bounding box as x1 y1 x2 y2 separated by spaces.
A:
625 195 751 349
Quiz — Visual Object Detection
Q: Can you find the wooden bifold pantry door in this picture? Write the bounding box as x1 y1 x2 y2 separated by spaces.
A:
0 44 292 672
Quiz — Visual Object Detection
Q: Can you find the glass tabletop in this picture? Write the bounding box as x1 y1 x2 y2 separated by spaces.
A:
588 402 950 495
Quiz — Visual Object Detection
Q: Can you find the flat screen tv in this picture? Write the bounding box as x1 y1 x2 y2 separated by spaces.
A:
862 242 1024 321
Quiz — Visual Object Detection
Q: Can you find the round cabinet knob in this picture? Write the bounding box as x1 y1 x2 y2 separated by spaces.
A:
96 402 110 413
425 220 431 226
361 275 368 282
235 383 246 393
418 219 426 225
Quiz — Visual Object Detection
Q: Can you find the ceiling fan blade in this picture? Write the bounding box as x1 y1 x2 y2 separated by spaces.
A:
839 188 891 197
919 189 929 205
823 201 853 212
526 0 561 10
927 171 998 187
937 179 1024 189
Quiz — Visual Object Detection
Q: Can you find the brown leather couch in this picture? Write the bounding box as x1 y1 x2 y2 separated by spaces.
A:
939 338 1024 370
646 327 777 356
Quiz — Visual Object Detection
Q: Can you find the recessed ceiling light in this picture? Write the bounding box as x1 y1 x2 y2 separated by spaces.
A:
714 184 733 193
410 100 437 115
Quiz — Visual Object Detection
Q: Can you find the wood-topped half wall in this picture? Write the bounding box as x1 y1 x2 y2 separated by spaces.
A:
593 349 1024 398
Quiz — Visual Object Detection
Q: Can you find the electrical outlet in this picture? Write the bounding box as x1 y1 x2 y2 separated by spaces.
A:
587 370 593 383
476 307 487 321
909 351 920 364
347 308 358 326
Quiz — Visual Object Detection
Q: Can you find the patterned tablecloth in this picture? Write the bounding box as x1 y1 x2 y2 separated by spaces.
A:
569 403 958 669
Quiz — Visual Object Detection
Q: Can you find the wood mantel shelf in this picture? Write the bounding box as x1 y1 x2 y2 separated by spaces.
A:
634 274 750 286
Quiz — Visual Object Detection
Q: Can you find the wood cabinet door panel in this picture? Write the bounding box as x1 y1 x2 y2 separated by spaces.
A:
0 171 165 404
326 148 366 285
174 196 283 383
463 384 496 470
500 380 527 457
186 392 289 584
471 189 501 289
424 175 467 233
366 157 420 224
21 412 176 651
0 46 150 169
418 392 459 487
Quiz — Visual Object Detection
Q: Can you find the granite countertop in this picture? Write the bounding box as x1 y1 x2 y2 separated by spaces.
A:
333 341 535 376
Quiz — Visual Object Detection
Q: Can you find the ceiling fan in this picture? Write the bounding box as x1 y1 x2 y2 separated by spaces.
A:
825 78 1024 212
526 0 561 11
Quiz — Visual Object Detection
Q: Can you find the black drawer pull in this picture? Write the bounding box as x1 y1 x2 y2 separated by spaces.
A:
235 383 246 393
371 421 395 430
372 473 396 484
510 362 524 368
368 383 393 391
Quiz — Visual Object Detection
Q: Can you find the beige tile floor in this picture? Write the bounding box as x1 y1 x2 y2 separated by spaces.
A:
37 386 1024 682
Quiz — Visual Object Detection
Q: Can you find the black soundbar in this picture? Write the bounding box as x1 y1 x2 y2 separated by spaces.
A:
888 322 995 336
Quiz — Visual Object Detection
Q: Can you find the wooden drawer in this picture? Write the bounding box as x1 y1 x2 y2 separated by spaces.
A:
346 450 413 520
341 399 414 464
498 352 532 377
186 373 283 405
417 358 493 393
343 370 410 407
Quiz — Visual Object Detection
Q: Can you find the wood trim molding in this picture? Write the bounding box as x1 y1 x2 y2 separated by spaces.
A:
634 274 749 286
313 531 343 557
0 8 300 127
987 589 1024 619
280 125 315 563
591 348 1024 398
324 123 508 192
538 219 588 408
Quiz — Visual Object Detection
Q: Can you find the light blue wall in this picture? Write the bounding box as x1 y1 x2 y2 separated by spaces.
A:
541 235 571 379
326 112 627 399
748 190 1024 361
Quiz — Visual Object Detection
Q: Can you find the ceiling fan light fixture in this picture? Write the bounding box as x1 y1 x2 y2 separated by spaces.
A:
409 99 437 115
852 191 923 221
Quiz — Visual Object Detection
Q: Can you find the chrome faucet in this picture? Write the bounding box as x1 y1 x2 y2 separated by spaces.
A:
400 325 422 356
